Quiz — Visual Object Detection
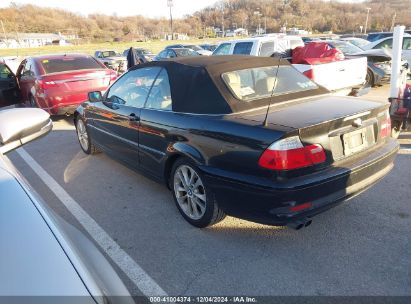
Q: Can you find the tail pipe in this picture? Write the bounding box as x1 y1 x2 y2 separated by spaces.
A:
287 218 312 230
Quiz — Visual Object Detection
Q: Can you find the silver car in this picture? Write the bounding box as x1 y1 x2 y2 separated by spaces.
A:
0 108 134 304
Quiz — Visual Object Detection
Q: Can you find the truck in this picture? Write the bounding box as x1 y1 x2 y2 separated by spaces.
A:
212 36 367 94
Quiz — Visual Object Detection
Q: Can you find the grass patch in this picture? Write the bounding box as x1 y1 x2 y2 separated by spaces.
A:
0 38 227 57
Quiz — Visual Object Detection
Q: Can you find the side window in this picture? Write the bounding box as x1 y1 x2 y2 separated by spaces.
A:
106 67 161 108
213 43 231 55
158 50 168 59
21 60 32 77
376 38 393 49
233 42 253 55
403 38 411 50
0 64 13 79
259 42 274 56
167 50 176 58
145 68 172 111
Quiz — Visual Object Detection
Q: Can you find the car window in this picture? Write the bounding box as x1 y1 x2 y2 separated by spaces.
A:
375 38 393 49
222 65 318 102
21 60 33 77
158 50 168 59
174 49 198 57
0 64 13 79
40 56 102 74
213 43 231 55
101 51 117 58
167 50 176 58
403 38 411 50
259 42 274 56
233 42 253 55
106 67 162 108
145 68 172 111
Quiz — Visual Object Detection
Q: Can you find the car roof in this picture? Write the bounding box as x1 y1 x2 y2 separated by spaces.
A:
30 53 93 60
130 55 310 114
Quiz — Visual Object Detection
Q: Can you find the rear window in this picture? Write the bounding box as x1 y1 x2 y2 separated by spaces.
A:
174 49 199 57
40 57 102 74
222 66 318 102
233 42 253 55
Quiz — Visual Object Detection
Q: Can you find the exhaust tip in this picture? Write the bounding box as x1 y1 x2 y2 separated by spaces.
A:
304 220 312 227
287 218 312 230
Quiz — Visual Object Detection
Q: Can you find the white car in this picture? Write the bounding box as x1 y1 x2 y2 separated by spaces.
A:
362 34 411 66
0 108 133 303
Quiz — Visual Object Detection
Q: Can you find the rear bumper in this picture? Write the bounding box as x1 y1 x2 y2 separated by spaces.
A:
201 139 399 226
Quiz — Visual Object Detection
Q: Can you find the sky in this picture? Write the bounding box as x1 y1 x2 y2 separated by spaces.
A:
1 0 364 18
0 0 219 18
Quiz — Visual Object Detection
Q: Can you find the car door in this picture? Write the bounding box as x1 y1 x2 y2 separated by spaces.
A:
402 37 411 66
138 68 173 179
87 66 162 168
0 63 20 108
16 59 35 105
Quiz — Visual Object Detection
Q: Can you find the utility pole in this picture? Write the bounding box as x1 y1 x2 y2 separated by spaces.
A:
0 20 7 47
390 12 397 32
167 0 173 40
364 7 371 35
221 3 225 37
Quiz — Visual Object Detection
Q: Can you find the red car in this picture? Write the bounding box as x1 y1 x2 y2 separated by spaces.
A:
0 54 117 115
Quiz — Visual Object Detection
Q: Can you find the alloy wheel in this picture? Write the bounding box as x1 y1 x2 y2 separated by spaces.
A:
173 165 207 220
76 119 89 151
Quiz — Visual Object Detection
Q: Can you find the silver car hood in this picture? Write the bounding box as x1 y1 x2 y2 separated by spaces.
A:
351 48 392 59
0 165 93 298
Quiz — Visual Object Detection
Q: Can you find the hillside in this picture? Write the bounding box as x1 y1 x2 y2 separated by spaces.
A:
0 0 410 42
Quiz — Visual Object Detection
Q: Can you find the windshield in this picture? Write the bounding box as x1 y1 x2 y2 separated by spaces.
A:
222 66 318 102
40 56 102 74
101 51 118 58
185 45 202 51
174 49 199 57
329 41 363 54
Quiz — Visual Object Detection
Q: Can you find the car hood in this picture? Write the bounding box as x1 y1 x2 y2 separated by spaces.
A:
350 48 392 59
0 166 93 298
104 56 126 61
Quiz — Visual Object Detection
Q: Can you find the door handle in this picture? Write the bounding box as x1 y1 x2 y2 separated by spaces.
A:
128 113 140 121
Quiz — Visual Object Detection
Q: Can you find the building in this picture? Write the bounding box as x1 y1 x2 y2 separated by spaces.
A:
0 32 75 48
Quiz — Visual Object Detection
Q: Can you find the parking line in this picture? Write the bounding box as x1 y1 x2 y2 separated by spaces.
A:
15 147 167 297
399 148 411 155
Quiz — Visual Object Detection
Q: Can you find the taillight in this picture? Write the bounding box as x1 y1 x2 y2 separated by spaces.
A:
37 79 57 90
380 110 391 138
303 69 314 79
258 136 326 170
110 71 117 83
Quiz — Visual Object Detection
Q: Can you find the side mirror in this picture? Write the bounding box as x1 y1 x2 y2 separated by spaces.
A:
0 108 52 154
88 91 103 103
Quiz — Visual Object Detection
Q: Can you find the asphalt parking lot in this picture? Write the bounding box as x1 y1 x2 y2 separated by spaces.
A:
6 85 411 297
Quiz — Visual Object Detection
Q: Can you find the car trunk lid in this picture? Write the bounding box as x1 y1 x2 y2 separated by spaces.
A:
240 95 390 164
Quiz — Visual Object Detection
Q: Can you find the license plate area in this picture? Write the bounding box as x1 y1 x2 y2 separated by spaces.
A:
342 127 370 156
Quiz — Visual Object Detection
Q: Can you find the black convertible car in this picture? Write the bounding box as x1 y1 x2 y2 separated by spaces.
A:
74 56 398 229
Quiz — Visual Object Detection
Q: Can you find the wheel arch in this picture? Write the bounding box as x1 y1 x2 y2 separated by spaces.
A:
164 142 206 189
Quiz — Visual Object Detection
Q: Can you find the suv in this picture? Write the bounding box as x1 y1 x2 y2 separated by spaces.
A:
94 50 127 73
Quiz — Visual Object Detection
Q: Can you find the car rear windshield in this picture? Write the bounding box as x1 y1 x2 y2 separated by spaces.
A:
40 57 102 74
222 65 319 102
174 49 199 57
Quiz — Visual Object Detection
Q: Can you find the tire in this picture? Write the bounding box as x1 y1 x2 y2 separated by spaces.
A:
75 117 99 155
171 158 226 228
391 119 402 139
364 68 374 88
29 95 37 108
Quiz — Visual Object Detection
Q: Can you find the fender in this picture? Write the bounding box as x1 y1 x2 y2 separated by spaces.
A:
168 142 205 165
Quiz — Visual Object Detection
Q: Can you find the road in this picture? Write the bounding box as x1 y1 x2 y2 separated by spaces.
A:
6 87 411 298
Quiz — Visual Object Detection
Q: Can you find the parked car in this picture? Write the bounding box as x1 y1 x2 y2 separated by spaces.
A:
366 31 411 42
74 56 398 229
213 35 304 58
0 54 118 115
200 44 218 52
340 37 370 49
95 50 127 72
325 40 405 87
122 48 156 62
166 44 212 56
362 34 411 66
214 37 367 94
0 108 133 303
153 48 200 60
